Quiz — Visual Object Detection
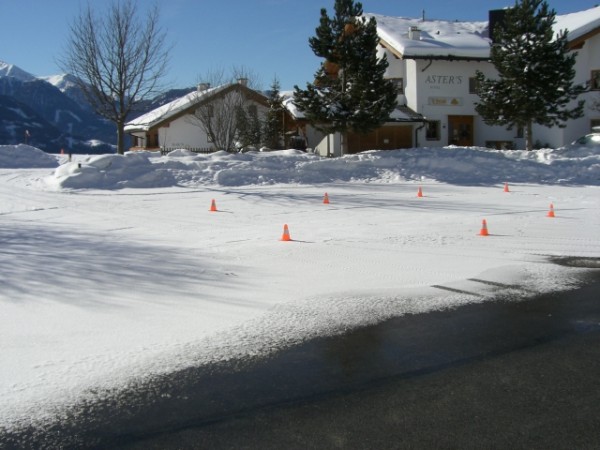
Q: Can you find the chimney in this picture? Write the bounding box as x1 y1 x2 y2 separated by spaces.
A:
408 26 421 40
237 77 248 87
489 9 507 43
197 82 210 91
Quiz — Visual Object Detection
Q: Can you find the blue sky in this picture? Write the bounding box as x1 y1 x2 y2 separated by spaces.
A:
1 0 597 91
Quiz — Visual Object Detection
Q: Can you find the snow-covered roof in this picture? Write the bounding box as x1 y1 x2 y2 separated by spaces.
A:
366 14 490 60
368 5 600 60
554 6 600 42
389 105 424 122
282 91 423 123
282 94 305 120
280 91 424 122
124 83 233 132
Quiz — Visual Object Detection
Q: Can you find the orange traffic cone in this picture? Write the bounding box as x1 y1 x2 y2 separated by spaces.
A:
323 193 330 204
479 219 489 236
417 187 423 198
503 182 510 193
281 224 292 241
209 199 218 212
547 203 555 218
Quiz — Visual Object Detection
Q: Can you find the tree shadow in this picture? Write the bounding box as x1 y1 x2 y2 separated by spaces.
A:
0 223 247 310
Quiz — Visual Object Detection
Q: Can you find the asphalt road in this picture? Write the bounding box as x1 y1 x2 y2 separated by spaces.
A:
2 265 600 449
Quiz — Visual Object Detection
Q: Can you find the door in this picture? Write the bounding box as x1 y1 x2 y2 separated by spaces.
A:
448 115 474 147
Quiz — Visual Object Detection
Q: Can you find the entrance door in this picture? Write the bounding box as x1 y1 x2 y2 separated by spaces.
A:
448 115 474 147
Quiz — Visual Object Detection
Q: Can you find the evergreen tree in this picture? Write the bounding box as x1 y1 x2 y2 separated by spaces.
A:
475 0 585 150
263 77 285 149
293 0 397 155
235 105 262 149
235 106 251 149
248 107 262 147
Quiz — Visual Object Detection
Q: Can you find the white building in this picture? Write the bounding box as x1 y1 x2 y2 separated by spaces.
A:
299 6 600 156
125 80 269 153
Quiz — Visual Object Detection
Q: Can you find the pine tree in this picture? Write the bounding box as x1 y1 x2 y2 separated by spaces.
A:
293 0 397 155
235 105 262 150
263 77 285 149
248 107 262 147
235 106 251 149
475 0 585 150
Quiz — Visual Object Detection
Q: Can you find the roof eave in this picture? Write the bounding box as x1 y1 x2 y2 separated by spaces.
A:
567 25 600 49
380 37 489 61
124 125 151 133
405 54 490 62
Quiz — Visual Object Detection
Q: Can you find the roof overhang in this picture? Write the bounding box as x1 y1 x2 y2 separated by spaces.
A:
380 38 490 62
388 105 426 123
124 83 269 133
568 26 600 49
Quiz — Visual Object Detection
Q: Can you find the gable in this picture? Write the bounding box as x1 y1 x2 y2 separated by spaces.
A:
125 83 269 133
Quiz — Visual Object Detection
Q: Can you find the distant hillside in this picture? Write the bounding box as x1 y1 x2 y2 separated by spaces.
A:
0 94 66 149
0 60 194 154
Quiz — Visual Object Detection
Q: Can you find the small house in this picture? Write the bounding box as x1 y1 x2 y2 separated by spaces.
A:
125 79 269 153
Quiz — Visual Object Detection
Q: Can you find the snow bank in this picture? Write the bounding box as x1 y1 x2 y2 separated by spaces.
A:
48 151 176 189
44 146 600 190
0 144 58 169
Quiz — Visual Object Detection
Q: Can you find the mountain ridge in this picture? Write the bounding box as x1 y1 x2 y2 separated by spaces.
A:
0 59 194 153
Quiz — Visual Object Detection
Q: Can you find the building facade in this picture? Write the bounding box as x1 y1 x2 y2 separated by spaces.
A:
302 6 600 156
125 80 269 153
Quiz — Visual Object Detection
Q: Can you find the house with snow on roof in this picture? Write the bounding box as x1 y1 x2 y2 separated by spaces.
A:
370 5 600 151
293 5 600 155
125 79 269 153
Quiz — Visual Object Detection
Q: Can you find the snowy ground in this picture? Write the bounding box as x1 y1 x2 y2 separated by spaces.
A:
1 144 599 431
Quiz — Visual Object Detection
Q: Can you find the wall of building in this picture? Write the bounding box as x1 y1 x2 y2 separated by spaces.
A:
529 33 600 148
158 114 211 150
381 32 600 150
314 133 340 157
565 32 600 140
156 100 270 151
405 59 515 147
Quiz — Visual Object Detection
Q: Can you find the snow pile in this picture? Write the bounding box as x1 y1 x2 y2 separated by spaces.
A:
0 144 58 169
44 146 600 189
49 151 175 189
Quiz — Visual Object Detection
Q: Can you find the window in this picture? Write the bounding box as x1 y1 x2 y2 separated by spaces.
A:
390 78 404 94
516 126 524 138
247 104 258 116
469 77 480 94
425 121 441 140
591 70 600 90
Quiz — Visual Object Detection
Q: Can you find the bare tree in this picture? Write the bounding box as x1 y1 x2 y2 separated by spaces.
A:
190 67 264 151
193 88 247 151
60 0 170 154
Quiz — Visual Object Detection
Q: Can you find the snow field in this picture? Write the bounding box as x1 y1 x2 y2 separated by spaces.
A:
0 145 599 431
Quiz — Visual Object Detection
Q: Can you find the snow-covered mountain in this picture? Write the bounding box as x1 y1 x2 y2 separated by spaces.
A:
1 59 196 154
0 60 116 153
0 60 37 82
40 73 91 108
